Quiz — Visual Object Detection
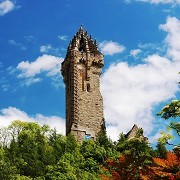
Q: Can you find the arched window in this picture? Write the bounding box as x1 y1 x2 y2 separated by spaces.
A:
87 83 90 92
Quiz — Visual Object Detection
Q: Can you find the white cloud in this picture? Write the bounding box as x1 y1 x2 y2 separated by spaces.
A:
0 77 10 92
137 42 166 58
160 16 180 61
0 0 15 16
21 77 42 86
101 16 180 142
58 35 68 41
130 49 142 57
0 107 65 135
138 43 164 52
24 35 34 42
7 66 16 75
17 54 63 78
40 44 61 56
126 0 180 5
8 39 26 50
1 84 10 91
148 129 164 144
40 44 53 53
99 41 125 55
17 54 64 86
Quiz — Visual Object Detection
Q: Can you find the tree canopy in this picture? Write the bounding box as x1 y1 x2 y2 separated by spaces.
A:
0 120 179 179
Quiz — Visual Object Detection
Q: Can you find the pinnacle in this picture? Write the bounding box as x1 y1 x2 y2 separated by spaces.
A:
80 24 83 30
78 24 85 33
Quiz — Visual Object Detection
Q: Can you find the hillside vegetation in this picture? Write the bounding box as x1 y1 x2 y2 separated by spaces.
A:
0 100 179 179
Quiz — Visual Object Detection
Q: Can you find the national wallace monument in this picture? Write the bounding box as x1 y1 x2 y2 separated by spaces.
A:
61 26 144 142
61 25 105 142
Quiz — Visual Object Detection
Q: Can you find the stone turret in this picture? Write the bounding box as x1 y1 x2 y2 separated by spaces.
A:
125 124 148 141
61 25 105 142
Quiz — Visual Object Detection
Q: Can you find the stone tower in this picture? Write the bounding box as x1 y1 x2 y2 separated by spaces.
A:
61 25 105 142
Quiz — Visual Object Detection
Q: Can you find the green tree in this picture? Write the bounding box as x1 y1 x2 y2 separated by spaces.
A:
7 121 55 178
80 140 106 164
157 100 180 119
49 129 66 162
65 133 78 152
96 129 113 149
96 129 118 159
112 134 154 179
0 147 18 180
155 142 167 158
157 100 180 146
45 145 101 179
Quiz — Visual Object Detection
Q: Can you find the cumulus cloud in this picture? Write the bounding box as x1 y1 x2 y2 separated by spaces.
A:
0 0 15 16
0 107 65 135
126 0 180 5
17 54 62 82
17 54 63 86
40 44 53 53
40 44 61 56
58 35 68 41
130 49 142 57
101 16 180 142
160 16 180 61
99 41 125 55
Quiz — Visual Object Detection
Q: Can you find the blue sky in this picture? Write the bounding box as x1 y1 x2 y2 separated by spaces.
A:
0 0 179 146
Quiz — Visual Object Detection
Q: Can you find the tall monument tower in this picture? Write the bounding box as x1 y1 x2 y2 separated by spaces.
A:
61 25 105 142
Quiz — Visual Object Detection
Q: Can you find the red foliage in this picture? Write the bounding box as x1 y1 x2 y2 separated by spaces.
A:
151 151 180 179
101 152 180 180
101 154 151 179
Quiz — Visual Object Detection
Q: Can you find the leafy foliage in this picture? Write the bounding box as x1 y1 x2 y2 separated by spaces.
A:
0 121 106 179
157 100 180 119
140 151 180 180
0 120 178 179
155 142 168 159
152 151 180 179
101 134 155 179
157 100 180 147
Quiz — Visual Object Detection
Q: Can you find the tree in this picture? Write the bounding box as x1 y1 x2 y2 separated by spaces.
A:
80 140 106 164
96 129 114 149
65 133 78 153
48 129 66 162
45 141 101 180
142 151 180 179
157 100 180 119
155 142 167 159
96 129 118 159
157 100 180 147
7 121 55 178
101 153 154 180
101 135 154 179
0 147 18 179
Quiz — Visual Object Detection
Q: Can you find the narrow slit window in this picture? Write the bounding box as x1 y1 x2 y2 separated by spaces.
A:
87 83 90 92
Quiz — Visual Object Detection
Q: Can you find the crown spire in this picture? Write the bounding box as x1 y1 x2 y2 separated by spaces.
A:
80 24 83 30
66 25 101 54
